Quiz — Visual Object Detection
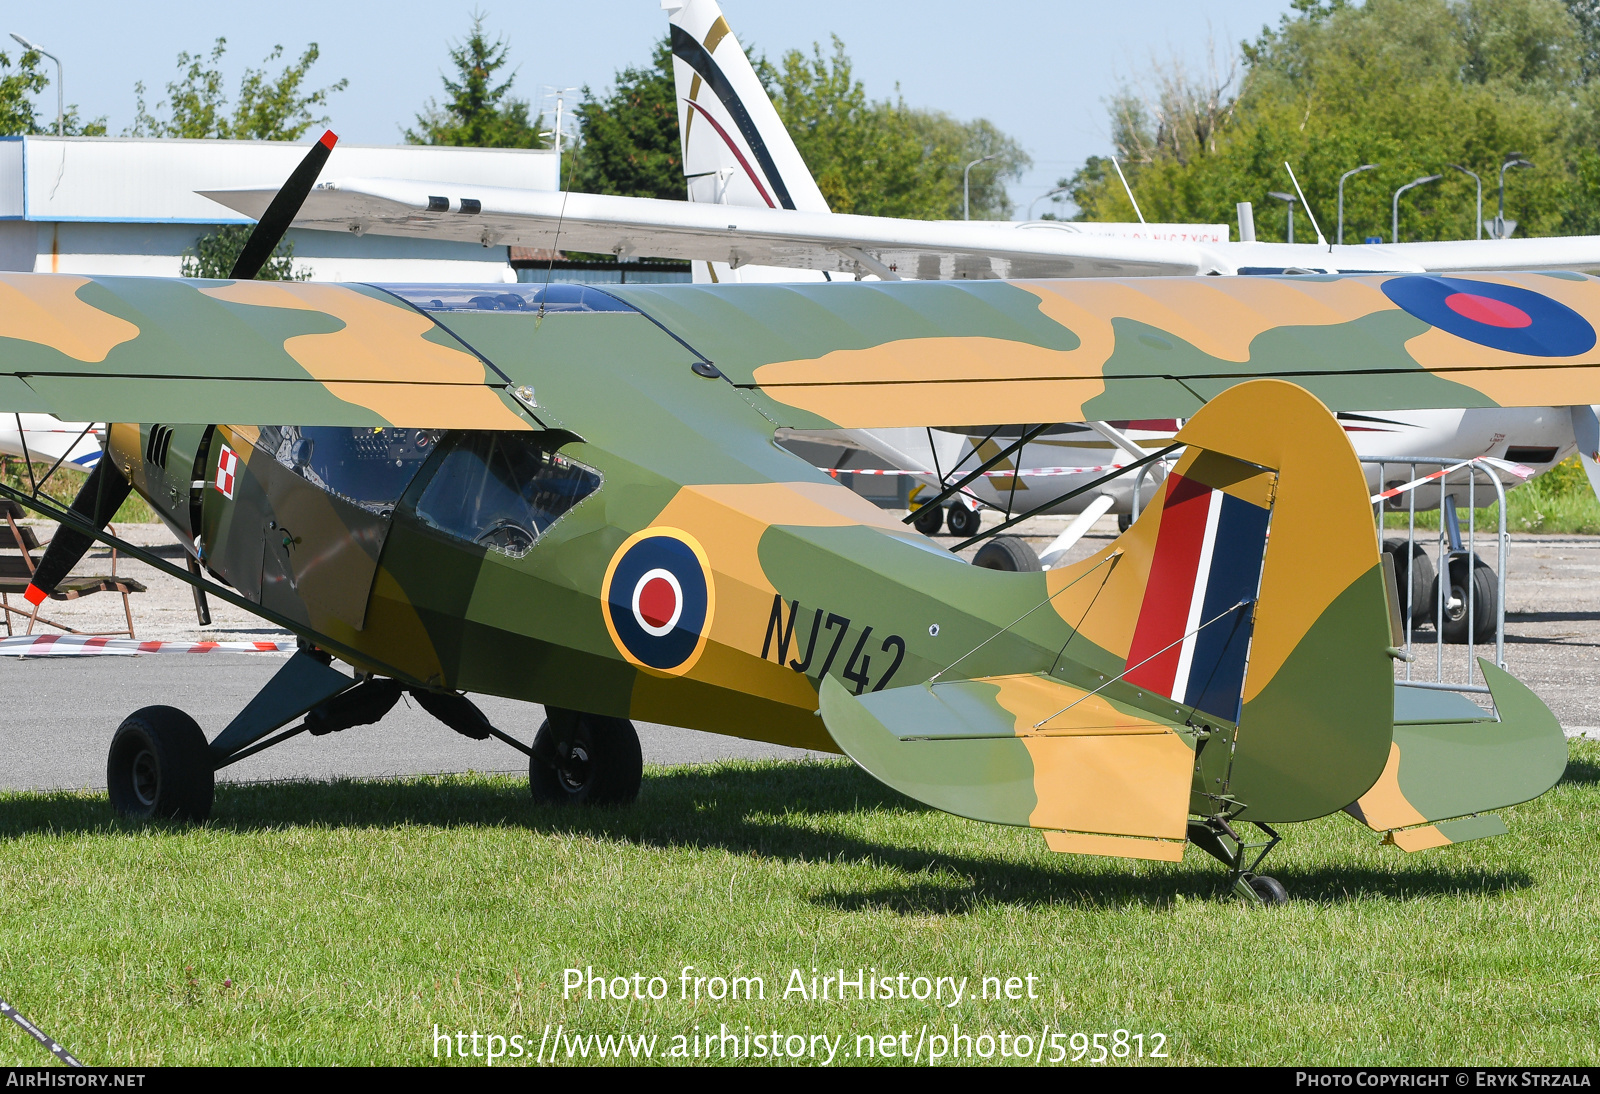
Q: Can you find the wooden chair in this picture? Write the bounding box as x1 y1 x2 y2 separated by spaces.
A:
0 499 146 638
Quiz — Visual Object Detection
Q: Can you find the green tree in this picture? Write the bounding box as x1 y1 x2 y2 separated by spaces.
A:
180 223 306 281
1061 0 1597 242
571 40 681 199
0 47 105 135
765 37 1029 219
131 38 346 140
406 14 545 149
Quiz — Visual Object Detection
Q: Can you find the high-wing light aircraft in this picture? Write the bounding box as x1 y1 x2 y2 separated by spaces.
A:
0 132 1581 903
194 0 1600 566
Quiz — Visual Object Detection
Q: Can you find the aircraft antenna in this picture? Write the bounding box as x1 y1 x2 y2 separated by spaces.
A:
1284 162 1327 248
1111 158 1146 224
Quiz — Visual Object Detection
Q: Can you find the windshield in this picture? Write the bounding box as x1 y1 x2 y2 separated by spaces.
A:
372 283 636 314
413 432 602 558
257 426 440 517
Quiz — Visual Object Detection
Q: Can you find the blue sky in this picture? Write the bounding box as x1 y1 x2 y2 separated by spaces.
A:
7 0 1295 216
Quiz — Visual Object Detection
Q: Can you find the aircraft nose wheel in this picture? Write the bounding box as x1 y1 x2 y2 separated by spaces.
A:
946 504 982 539
529 711 642 806
106 706 214 822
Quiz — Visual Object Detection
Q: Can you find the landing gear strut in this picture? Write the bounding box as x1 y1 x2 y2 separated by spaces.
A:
103 649 642 822
1187 816 1288 904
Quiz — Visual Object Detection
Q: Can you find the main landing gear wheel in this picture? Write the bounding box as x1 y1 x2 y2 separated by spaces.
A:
1433 554 1497 645
972 535 1042 572
529 712 642 806
912 504 944 536
946 504 982 539
1247 875 1290 905
107 706 214 822
1382 538 1436 625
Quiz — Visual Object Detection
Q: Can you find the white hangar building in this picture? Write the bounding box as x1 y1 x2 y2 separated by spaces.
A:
0 136 560 282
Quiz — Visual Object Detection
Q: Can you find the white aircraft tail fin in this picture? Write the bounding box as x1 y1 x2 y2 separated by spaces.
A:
663 0 831 282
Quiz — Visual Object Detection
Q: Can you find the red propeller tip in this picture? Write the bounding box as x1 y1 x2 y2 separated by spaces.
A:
22 583 45 606
319 130 338 149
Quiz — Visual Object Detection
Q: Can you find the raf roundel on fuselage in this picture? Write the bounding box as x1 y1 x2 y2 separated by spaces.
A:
1380 274 1598 357
601 528 715 675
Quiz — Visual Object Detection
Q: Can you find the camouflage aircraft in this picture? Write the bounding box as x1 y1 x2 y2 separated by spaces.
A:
0 137 1580 902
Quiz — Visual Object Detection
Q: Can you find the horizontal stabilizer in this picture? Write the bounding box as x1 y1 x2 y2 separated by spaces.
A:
1348 662 1567 846
818 673 1193 844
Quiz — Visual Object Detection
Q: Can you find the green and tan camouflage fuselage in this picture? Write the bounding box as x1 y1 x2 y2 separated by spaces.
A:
0 271 1579 862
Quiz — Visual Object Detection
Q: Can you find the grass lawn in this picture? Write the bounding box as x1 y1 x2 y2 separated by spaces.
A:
0 747 1596 1067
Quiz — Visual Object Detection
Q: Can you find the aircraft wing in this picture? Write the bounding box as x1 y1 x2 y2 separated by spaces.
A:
605 272 1600 429
7 271 1600 435
200 179 1207 279
201 178 1600 282
0 274 537 430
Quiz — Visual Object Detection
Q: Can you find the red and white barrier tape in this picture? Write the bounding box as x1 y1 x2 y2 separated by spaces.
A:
1370 457 1535 504
828 464 1127 479
0 635 294 657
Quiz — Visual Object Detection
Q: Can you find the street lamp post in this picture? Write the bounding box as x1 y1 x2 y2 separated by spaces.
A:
1392 174 1443 244
1449 165 1483 240
1337 164 1378 245
1493 154 1534 239
963 154 1000 221
8 33 61 136
1267 190 1298 244
1027 185 1070 222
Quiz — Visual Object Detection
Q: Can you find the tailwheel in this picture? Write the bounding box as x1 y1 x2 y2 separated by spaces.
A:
107 706 214 822
1188 816 1287 903
530 709 642 806
1246 875 1290 905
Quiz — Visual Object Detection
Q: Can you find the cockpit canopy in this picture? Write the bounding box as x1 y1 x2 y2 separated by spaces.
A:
258 426 601 558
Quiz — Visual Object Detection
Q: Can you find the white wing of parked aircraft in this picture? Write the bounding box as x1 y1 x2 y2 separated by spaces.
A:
197 176 1600 282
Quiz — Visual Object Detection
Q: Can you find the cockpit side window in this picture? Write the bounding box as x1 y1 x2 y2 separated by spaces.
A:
257 426 440 517
412 432 602 558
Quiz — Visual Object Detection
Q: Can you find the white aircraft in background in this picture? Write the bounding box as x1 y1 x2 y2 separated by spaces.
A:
0 417 100 472
200 0 1600 571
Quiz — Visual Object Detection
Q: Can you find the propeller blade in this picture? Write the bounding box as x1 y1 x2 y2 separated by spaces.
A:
228 129 338 280
24 460 133 606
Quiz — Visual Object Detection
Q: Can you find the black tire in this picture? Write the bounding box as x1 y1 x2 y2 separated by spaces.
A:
1431 555 1497 645
912 504 944 536
1382 538 1436 624
529 711 642 806
1248 875 1289 905
1117 512 1133 533
973 535 1042 571
106 706 214 822
946 504 982 539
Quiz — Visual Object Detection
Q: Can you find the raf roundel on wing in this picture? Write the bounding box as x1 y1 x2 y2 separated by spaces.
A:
1381 274 1597 357
602 530 713 674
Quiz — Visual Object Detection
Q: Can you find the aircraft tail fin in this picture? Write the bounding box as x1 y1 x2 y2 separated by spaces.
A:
663 0 831 284
664 0 829 214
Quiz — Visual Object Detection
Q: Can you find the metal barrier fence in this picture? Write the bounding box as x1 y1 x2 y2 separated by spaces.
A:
1367 456 1508 695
